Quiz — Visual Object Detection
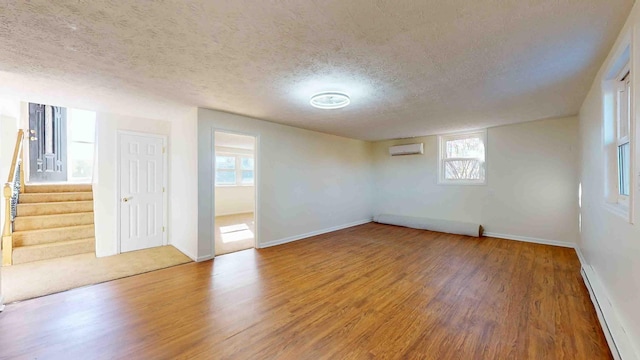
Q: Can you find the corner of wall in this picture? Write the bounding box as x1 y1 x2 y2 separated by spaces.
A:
168 108 199 260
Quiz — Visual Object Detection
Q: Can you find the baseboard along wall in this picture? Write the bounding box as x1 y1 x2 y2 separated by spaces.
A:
484 232 634 359
259 219 373 248
483 232 575 248
169 242 197 262
575 248 637 360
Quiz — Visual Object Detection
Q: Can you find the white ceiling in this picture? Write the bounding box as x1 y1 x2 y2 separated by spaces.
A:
0 1 633 140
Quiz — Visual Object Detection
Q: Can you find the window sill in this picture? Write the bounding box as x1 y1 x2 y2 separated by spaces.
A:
602 202 630 221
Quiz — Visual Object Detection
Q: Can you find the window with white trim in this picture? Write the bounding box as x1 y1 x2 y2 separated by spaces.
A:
215 154 254 186
616 67 631 206
438 130 487 185
603 54 634 220
67 108 96 181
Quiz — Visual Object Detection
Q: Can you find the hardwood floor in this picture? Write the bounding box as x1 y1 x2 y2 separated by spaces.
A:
0 223 610 359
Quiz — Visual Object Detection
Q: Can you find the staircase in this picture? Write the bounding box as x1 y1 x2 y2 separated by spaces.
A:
10 184 95 265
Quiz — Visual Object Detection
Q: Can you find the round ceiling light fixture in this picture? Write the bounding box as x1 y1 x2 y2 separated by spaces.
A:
310 91 351 109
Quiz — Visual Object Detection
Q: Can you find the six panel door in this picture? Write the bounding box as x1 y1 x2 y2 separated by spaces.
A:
119 133 164 252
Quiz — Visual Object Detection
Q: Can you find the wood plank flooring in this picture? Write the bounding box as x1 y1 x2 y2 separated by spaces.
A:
0 223 610 359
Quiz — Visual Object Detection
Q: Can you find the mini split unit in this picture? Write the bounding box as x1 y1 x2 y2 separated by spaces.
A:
388 143 424 156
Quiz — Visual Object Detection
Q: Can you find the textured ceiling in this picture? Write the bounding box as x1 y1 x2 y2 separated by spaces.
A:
0 0 633 140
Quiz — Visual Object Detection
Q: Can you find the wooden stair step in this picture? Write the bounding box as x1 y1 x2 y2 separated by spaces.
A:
17 201 94 216
12 238 95 265
19 192 93 203
13 225 95 247
24 184 92 193
14 212 94 231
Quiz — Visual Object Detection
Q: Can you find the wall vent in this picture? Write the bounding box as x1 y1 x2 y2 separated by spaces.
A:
389 143 424 156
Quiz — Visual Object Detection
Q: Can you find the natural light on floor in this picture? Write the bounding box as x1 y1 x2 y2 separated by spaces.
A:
220 224 254 243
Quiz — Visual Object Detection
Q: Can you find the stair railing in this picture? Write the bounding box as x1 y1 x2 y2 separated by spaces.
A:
2 129 25 266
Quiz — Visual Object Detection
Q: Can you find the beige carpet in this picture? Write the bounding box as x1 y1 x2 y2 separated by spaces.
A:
2 245 191 303
215 212 255 255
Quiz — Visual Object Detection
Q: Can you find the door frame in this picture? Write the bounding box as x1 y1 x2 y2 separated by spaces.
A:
116 130 168 254
211 128 260 257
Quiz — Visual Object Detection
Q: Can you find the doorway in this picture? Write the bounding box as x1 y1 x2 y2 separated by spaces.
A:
214 131 257 256
118 131 167 253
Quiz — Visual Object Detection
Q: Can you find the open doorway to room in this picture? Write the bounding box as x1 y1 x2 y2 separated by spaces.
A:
214 131 257 256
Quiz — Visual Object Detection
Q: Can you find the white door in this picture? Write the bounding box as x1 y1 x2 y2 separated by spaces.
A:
119 133 164 252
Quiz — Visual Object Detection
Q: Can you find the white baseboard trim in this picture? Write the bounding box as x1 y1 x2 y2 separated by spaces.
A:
574 245 587 266
196 254 214 262
576 248 637 360
487 233 636 359
169 242 197 262
259 219 372 249
483 232 575 248
215 211 254 217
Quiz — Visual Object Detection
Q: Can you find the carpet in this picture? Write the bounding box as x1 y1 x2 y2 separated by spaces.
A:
1 245 192 303
215 212 256 255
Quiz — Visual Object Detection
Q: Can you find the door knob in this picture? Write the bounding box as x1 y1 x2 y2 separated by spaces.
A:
30 136 37 141
29 129 36 134
122 196 133 202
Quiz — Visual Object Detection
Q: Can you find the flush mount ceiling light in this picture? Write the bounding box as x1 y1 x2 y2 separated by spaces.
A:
310 92 351 109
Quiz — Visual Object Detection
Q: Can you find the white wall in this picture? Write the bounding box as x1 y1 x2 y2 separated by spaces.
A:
372 116 579 245
0 114 20 232
168 108 199 260
0 101 22 205
0 100 20 309
198 108 373 260
578 2 640 357
215 186 254 216
93 113 170 257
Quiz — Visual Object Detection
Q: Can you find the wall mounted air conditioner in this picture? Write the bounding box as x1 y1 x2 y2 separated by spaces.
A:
389 143 424 156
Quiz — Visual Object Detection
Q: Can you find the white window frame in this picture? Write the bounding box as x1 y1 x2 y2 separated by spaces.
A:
215 152 255 187
602 45 635 223
615 65 631 208
66 108 97 182
437 130 487 185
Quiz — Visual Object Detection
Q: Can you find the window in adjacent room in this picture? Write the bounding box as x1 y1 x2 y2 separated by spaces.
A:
438 130 487 185
215 154 255 186
215 155 237 185
240 157 255 185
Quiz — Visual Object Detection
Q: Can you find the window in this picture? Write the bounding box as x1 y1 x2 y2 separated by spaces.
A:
215 154 254 186
603 54 634 219
215 155 236 185
240 157 255 185
616 68 631 204
67 109 96 180
438 131 486 185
